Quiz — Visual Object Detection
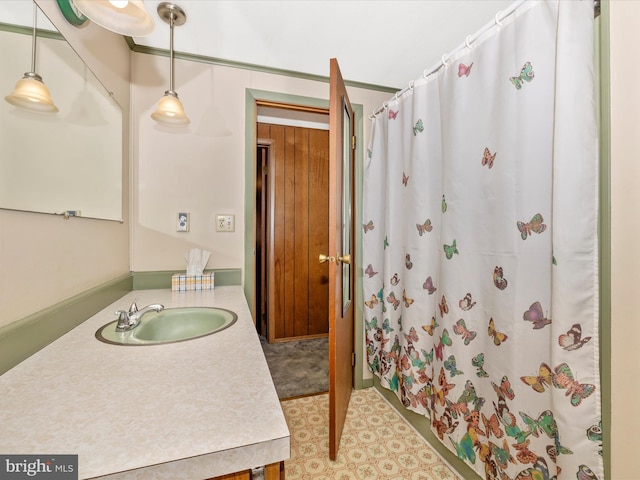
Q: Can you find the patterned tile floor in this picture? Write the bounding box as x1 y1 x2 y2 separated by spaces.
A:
281 388 461 480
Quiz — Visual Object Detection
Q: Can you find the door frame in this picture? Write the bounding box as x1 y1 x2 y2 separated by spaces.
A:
255 140 273 339
244 88 370 389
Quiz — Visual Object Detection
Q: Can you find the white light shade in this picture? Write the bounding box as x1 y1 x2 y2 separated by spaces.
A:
74 0 155 36
5 73 58 113
151 91 190 126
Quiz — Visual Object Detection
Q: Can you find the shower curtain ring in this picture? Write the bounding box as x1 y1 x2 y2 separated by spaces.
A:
395 92 400 101
383 101 389 110
495 11 504 26
441 54 449 67
423 69 430 79
466 35 473 49
409 80 415 91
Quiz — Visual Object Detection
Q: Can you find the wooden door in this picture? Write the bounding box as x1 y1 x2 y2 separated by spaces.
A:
328 58 355 460
257 123 330 342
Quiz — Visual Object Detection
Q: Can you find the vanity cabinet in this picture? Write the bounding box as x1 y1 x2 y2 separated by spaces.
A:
0 288 290 479
208 461 284 479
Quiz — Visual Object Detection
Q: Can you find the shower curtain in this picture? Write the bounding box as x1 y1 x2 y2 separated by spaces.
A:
363 1 603 479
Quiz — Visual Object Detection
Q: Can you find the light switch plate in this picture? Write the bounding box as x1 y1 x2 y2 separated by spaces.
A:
216 214 235 232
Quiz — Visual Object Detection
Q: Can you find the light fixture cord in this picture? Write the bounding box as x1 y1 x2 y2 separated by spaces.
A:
30 1 37 73
169 11 175 92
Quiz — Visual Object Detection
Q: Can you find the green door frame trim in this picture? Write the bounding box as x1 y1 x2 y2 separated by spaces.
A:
244 88 370 390
597 2 611 478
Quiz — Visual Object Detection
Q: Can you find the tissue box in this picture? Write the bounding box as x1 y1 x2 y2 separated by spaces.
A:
171 273 215 291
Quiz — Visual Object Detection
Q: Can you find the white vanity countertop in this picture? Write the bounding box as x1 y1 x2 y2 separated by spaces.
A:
0 287 290 479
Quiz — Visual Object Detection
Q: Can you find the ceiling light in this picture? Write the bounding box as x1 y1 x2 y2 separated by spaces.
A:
73 0 155 37
5 2 58 113
151 2 189 127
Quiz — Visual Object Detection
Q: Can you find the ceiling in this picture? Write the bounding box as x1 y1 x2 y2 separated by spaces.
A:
3 0 516 91
133 0 515 90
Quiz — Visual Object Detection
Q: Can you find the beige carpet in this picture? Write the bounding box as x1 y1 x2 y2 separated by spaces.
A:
281 388 461 480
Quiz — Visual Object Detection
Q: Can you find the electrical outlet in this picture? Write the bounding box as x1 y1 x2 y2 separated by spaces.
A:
216 214 235 232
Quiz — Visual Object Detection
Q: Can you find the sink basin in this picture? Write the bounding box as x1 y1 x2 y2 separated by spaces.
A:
96 307 237 346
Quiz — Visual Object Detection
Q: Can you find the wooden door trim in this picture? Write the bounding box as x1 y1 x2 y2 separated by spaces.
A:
257 100 328 116
257 138 276 343
271 332 328 343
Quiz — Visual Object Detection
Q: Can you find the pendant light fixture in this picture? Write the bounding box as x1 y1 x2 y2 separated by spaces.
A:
72 0 155 37
5 2 58 113
151 2 189 126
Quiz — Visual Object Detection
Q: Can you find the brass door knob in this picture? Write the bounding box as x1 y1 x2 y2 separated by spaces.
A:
338 254 351 264
319 254 336 264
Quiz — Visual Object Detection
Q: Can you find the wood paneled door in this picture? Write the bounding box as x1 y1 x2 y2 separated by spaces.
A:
257 121 330 343
328 58 356 460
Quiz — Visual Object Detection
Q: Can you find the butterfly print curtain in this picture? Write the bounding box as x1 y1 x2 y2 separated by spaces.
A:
363 2 602 479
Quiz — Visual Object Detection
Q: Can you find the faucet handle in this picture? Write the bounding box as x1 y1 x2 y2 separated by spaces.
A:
114 310 129 331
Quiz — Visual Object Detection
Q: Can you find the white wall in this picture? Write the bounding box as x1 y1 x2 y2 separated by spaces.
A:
609 2 640 478
0 2 131 328
0 1 628 474
130 52 390 273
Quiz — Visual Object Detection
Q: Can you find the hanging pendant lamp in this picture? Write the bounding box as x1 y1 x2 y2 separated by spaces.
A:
5 2 58 113
151 2 189 126
72 0 155 37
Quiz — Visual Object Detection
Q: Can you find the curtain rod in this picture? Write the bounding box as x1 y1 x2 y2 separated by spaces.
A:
369 0 527 119
369 0 599 120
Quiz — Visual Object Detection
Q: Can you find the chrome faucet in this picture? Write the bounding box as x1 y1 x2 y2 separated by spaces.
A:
115 298 164 332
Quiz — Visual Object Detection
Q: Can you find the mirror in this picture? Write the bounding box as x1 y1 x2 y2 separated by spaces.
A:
0 5 123 221
341 100 352 311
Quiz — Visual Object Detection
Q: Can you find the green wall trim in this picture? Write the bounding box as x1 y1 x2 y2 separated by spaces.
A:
597 2 611 478
0 22 65 41
359 378 374 390
0 269 242 376
132 44 398 94
352 102 367 390
132 269 242 290
0 273 132 376
373 377 479 479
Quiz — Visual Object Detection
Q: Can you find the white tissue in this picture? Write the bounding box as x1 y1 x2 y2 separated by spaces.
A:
185 248 211 276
